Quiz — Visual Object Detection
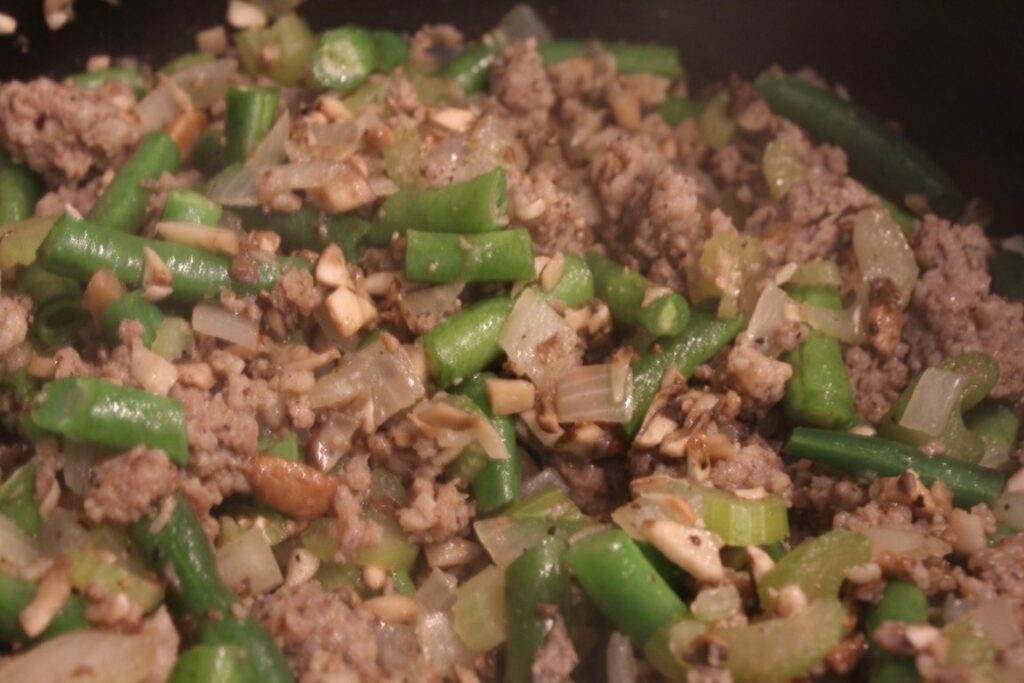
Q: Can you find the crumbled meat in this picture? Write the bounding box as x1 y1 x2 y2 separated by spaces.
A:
83 446 178 525
530 616 578 683
844 343 911 423
968 534 1024 599
724 345 792 414
408 24 463 69
491 38 555 114
398 478 474 543
0 296 30 359
0 78 139 181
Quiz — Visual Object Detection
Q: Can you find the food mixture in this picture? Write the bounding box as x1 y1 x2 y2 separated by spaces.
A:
0 4 1023 682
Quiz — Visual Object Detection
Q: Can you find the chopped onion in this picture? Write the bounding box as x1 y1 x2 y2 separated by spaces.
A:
215 526 283 596
192 303 260 349
136 59 237 131
967 599 1023 650
261 160 346 194
411 397 510 463
762 138 808 199
0 216 57 270
739 282 793 354
246 110 290 167
0 629 157 683
788 260 843 288
60 440 100 496
417 609 472 672
497 3 553 44
415 568 458 612
555 362 634 423
308 340 426 428
473 516 550 567
452 115 529 183
131 344 179 396
794 302 865 344
691 585 742 624
853 207 918 309
156 221 241 256
205 164 264 207
0 513 38 568
289 121 362 162
401 283 464 323
452 565 507 653
499 288 579 388
520 467 569 498
612 493 697 541
606 631 638 683
38 507 90 557
993 490 1024 530
899 367 964 437
863 526 952 562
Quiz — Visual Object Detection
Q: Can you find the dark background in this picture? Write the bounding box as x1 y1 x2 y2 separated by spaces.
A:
1 0 1022 232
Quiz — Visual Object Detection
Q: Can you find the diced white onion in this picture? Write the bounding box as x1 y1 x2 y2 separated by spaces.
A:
215 527 283 596
401 283 464 322
611 492 697 542
863 526 952 562
0 513 39 568
289 121 362 162
740 282 792 354
520 467 569 498
0 630 157 683
414 568 458 612
993 490 1024 531
130 344 179 396
499 288 578 388
59 441 99 496
411 397 511 463
606 631 638 683
156 221 241 256
308 340 426 428
261 160 346 194
899 367 964 437
246 111 290 167
205 164 264 207
794 302 865 344
192 303 260 349
417 609 473 672
136 59 237 131
967 599 1024 650
691 585 742 623
473 516 550 567
853 207 918 309
555 362 634 423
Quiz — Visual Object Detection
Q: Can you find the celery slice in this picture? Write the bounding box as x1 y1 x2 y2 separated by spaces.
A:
66 547 164 612
698 487 789 546
452 565 507 653
353 511 419 572
758 529 870 610
944 617 1001 683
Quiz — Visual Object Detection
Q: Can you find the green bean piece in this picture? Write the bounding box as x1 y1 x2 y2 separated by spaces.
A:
191 128 226 177
15 264 81 304
0 460 41 536
586 251 689 338
964 401 1020 466
657 95 704 126
0 570 88 643
878 352 999 463
70 66 147 99
371 30 409 72
235 206 371 260
31 376 189 465
31 296 90 352
535 253 594 309
539 40 683 79
258 432 300 462
100 291 165 348
311 26 376 90
88 131 182 234
37 215 306 302
389 569 415 595
161 188 223 225
130 494 295 683
784 428 1006 508
0 369 40 438
866 580 928 683
224 86 280 165
626 309 746 437
159 51 214 76
370 167 509 245
443 43 500 95
990 249 1024 301
405 229 536 284
762 540 788 562
0 150 41 226
422 297 513 387
455 373 520 514
566 528 691 647
504 537 570 683
782 285 855 429
753 72 966 218
169 645 245 683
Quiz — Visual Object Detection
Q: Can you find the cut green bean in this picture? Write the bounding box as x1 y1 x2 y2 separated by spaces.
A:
258 431 300 462
38 215 307 302
235 206 371 260
990 249 1024 301
443 43 500 94
0 459 41 536
965 401 1020 467
782 285 855 429
0 150 41 226
191 128 226 177
566 527 690 647
754 72 966 218
539 40 683 79
31 296 90 351
160 52 214 76
657 95 704 126
311 26 376 90
626 309 746 437
405 229 536 283
371 30 409 72
130 494 294 683
161 188 223 225
224 86 280 165
456 373 520 514
505 537 570 683
536 253 594 308
100 291 165 348
70 66 147 99
88 130 182 234
15 263 81 304
784 428 1006 508
586 251 689 338
422 296 513 386
235 14 316 86
0 569 88 643
370 167 508 245
31 376 189 465
866 580 928 683
169 645 245 683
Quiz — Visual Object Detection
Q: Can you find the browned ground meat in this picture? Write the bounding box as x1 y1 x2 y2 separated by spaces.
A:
968 534 1024 599
0 78 139 182
83 446 178 525
0 296 29 360
844 343 912 423
531 616 578 683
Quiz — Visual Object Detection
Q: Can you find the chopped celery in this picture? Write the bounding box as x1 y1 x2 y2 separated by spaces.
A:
150 317 195 361
353 511 419 571
215 526 283 595
0 216 58 269
218 503 293 547
234 14 316 86
382 127 423 190
965 401 1020 468
657 96 704 126
762 138 808 199
788 260 843 288
717 597 846 683
505 486 582 521
258 432 300 461
66 547 164 612
446 442 489 488
452 565 507 652
758 529 870 610
159 52 214 75
692 225 767 318
696 487 789 546
944 617 1001 683
644 619 707 681
0 460 41 537
300 517 338 561
698 90 735 150
315 562 365 593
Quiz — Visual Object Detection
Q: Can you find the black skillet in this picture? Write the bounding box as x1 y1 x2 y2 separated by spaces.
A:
0 0 1022 231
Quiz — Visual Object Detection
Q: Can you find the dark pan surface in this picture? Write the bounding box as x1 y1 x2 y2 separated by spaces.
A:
1 0 1022 231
